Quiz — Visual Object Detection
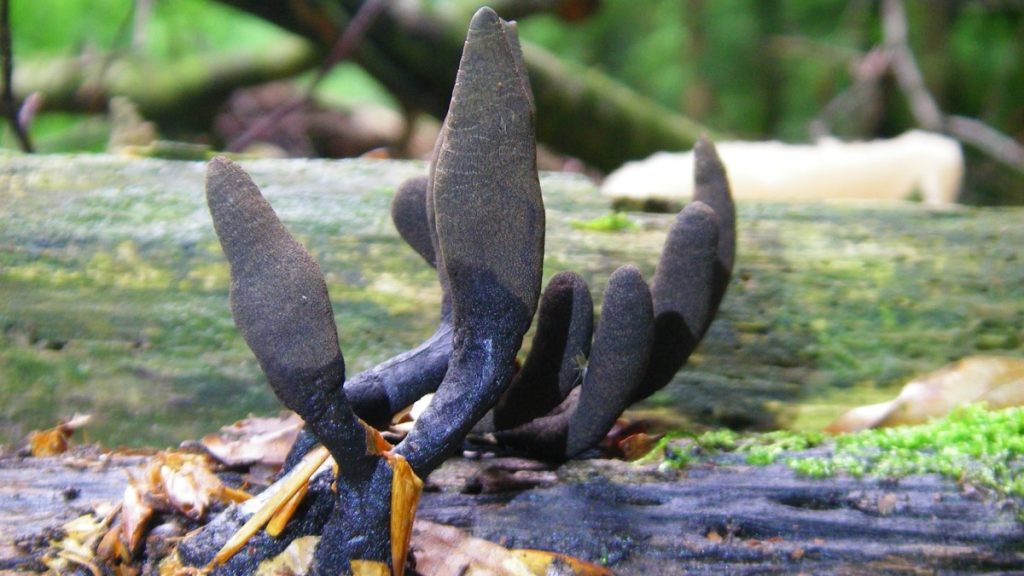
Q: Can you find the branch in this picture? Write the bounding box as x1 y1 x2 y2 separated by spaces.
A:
215 0 711 171
813 0 1024 175
946 115 1024 169
1 0 32 152
227 0 387 152
2 38 319 131
880 0 943 130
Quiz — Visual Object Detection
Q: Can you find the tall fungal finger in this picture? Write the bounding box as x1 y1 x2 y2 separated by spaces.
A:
492 271 593 431
395 7 544 477
692 136 736 321
206 157 368 466
567 265 654 456
634 201 720 402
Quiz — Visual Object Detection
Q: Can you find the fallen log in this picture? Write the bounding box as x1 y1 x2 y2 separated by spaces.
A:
1 154 1022 573
1 447 1021 574
1 155 1023 447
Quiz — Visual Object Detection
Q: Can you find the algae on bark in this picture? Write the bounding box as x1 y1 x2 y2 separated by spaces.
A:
1 154 1022 446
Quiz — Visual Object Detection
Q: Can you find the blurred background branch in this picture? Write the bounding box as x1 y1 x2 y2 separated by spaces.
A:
1 0 1022 202
1 0 32 152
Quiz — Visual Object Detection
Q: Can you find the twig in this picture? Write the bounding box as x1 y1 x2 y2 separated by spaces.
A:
226 0 389 153
132 0 154 51
813 0 1023 175
1 0 33 152
880 0 943 131
947 115 1024 171
882 0 1023 173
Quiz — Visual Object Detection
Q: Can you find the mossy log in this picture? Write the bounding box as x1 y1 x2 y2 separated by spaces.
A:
1 449 1021 573
1 154 1023 573
1 155 1022 447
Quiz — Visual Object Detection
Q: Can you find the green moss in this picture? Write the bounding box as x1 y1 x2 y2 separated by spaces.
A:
570 212 638 232
657 428 825 468
789 404 1024 497
663 405 1024 499
696 428 741 451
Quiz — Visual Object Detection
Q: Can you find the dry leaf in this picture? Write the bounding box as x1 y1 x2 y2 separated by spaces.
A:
138 451 250 520
27 414 93 456
158 457 224 519
266 482 307 538
158 552 206 576
413 521 532 576
211 445 330 567
363 419 394 456
96 524 131 565
877 493 899 516
351 560 391 575
120 482 154 555
29 426 70 456
827 356 1024 433
616 432 663 461
412 521 609 576
510 549 613 575
387 454 423 576
200 412 303 468
44 511 115 575
255 535 318 576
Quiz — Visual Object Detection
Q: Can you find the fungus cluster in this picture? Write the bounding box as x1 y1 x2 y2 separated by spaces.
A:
181 6 733 574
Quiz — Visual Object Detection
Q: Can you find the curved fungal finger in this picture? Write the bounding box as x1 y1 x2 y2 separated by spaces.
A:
391 176 436 268
343 321 453 429
566 265 654 457
692 136 736 315
205 157 369 465
395 6 544 477
632 201 720 402
493 387 579 460
340 121 458 430
492 271 593 431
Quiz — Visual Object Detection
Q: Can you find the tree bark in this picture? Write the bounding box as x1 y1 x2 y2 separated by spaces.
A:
2 450 1021 574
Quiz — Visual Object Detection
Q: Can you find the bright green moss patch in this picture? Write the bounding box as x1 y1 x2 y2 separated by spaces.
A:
787 404 1024 497
662 405 1024 499
706 428 826 465
570 212 638 232
656 427 826 468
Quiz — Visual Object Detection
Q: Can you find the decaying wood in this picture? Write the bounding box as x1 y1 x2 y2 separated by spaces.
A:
0 449 149 571
1 449 1020 574
2 155 1023 444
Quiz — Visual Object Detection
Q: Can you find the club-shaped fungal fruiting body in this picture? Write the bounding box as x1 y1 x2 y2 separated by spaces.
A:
180 6 734 574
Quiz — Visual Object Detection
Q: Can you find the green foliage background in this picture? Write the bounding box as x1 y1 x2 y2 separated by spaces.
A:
3 0 1024 201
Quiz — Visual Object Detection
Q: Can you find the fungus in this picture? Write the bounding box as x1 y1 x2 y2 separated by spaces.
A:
486 139 734 459
181 6 735 572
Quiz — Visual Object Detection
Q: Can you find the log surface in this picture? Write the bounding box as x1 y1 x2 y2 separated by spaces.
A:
2 155 1022 447
1 450 1021 574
